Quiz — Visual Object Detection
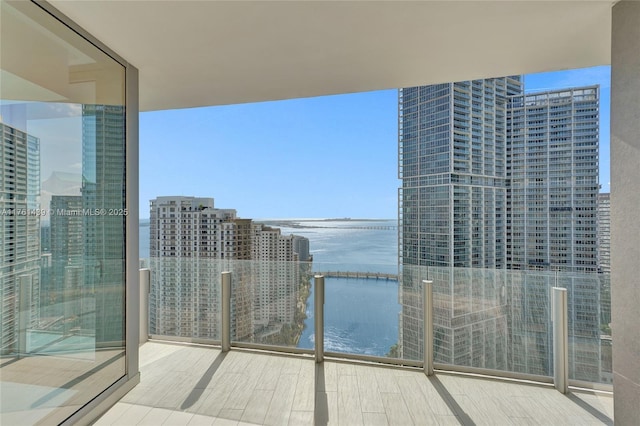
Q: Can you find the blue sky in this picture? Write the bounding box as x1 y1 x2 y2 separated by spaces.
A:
139 65 611 219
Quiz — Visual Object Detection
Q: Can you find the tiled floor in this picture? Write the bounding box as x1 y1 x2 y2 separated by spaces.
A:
0 347 125 425
95 341 614 425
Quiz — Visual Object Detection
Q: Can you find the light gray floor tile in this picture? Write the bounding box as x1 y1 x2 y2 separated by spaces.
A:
212 417 239 426
93 402 134 425
112 404 152 425
136 407 174 425
337 374 363 425
396 375 438 424
187 413 217 426
287 411 314 426
362 412 389 426
240 390 273 425
218 408 244 422
291 364 314 412
263 373 297 426
380 392 414 426
357 368 385 413
163 410 195 425
93 342 614 426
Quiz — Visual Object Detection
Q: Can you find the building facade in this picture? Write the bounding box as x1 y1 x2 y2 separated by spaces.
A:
506 87 600 380
82 105 127 345
399 81 602 381
597 193 611 274
399 77 522 367
0 122 41 355
149 196 309 343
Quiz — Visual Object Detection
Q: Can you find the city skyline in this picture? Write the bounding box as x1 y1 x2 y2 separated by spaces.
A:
139 66 610 220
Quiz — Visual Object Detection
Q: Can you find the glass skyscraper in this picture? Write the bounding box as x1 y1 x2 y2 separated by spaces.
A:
82 104 127 346
399 77 522 367
399 79 602 381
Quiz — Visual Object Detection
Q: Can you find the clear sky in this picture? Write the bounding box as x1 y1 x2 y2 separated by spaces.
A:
139 65 611 220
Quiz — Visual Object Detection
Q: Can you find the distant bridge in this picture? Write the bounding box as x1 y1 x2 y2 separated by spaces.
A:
339 225 397 230
314 271 399 281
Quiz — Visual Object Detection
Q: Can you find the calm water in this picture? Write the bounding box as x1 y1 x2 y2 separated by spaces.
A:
139 218 400 356
265 219 400 356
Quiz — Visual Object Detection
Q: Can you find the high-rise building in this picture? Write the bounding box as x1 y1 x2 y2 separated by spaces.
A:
506 87 599 273
399 80 601 381
149 196 309 342
0 122 41 355
597 192 611 274
149 196 238 338
506 87 600 380
251 225 298 336
82 104 127 345
399 77 522 367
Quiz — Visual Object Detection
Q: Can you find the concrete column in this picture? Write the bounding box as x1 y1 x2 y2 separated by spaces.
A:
611 1 640 422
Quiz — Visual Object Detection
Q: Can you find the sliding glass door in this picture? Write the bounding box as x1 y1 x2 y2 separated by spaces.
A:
1 1 132 423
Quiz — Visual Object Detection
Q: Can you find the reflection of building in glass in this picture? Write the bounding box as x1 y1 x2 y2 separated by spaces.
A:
399 81 602 381
82 105 126 345
149 196 308 343
0 122 41 355
44 196 84 327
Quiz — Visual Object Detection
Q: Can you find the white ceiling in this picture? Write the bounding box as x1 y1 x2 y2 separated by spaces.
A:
48 1 614 112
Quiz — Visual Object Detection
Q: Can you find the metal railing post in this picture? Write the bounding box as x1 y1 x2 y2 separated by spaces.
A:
222 271 231 352
315 275 325 363
139 268 150 345
423 280 434 376
553 287 568 393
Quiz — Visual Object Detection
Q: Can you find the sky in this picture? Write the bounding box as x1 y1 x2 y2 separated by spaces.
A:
139 65 611 220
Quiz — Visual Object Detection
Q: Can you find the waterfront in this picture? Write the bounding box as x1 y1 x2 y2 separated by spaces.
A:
140 218 400 357
257 219 400 357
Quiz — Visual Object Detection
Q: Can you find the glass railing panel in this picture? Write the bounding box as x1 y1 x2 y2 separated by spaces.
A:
309 261 404 360
148 257 222 342
228 260 312 350
507 268 555 377
558 270 612 384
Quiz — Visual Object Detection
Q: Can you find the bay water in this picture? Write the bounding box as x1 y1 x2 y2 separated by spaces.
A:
139 218 400 356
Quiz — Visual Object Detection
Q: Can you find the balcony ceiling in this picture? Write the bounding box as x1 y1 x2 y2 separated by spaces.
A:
48 0 614 112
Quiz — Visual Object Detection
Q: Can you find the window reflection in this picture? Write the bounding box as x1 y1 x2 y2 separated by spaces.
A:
1 1 127 424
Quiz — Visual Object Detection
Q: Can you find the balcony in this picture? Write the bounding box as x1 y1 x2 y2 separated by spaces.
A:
73 260 616 424
94 340 613 425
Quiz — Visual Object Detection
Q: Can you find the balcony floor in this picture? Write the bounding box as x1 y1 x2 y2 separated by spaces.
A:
95 341 613 425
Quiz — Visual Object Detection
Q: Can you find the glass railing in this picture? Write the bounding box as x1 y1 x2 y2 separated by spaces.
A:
305 262 404 361
141 258 612 387
401 264 612 385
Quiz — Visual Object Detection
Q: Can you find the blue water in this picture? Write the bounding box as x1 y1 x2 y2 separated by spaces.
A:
274 220 399 356
139 218 400 357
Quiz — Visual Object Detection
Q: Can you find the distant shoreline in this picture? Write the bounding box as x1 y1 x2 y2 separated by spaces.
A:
139 218 394 223
258 218 394 223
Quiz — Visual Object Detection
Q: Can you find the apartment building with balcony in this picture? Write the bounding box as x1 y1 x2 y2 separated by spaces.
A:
149 196 308 344
149 196 240 339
